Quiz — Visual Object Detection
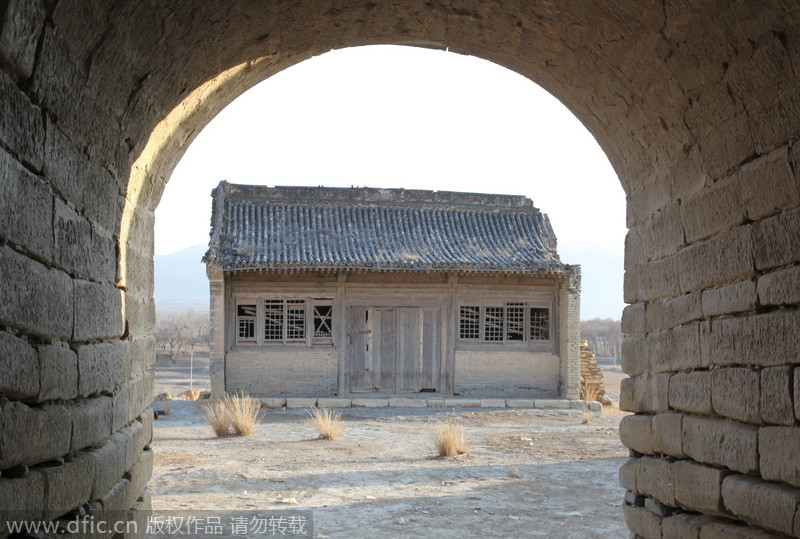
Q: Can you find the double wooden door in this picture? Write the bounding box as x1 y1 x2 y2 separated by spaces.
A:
348 306 442 394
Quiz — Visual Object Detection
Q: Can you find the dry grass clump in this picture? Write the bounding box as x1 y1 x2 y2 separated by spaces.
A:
579 381 602 402
431 416 468 457
203 391 260 437
306 407 345 440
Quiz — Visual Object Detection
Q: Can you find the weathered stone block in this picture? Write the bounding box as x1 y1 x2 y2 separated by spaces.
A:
722 474 800 536
621 302 645 334
504 398 533 408
676 225 754 293
0 68 44 170
389 398 427 407
316 398 351 408
0 472 45 528
532 399 569 409
77 341 126 397
126 448 153 500
54 198 117 283
623 503 663 539
648 324 704 373
674 459 729 515
123 244 156 298
738 147 800 221
70 396 113 452
285 398 316 409
680 173 746 243
757 265 800 306
425 398 445 407
44 119 125 235
620 457 639 492
682 416 759 474
699 521 784 538
89 431 129 501
136 408 154 451
637 255 682 301
652 412 685 458
701 280 757 318
99 476 133 512
637 456 676 506
624 267 640 304
640 201 684 260
259 398 287 409
711 367 760 423
703 310 800 367
622 333 648 377
759 427 800 488
0 245 73 339
661 293 704 331
0 401 71 468
796 366 800 421
0 0 46 78
662 513 721 539
752 206 800 271
0 329 38 399
37 341 78 401
620 373 670 413
73 280 124 342
480 399 506 408
760 366 794 425
39 454 94 520
668 371 712 414
124 292 156 339
619 414 654 455
0 146 53 260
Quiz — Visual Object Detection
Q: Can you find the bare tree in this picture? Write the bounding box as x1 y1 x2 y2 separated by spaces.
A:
156 309 210 362
581 318 622 363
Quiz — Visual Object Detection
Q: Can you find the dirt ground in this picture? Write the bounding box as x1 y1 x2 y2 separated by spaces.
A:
150 359 630 538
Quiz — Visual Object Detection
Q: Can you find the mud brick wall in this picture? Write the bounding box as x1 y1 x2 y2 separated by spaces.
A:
1 1 799 536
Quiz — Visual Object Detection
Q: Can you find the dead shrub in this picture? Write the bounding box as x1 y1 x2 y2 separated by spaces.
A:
203 399 231 437
227 392 261 436
431 416 468 457
306 407 344 440
579 381 602 402
203 391 260 437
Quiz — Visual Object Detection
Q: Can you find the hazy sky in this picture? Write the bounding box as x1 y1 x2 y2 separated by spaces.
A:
155 45 627 318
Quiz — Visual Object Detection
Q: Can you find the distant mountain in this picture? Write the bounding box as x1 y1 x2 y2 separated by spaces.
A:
559 246 625 321
154 244 209 313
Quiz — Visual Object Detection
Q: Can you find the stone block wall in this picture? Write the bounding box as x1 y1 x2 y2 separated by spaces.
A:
1 1 799 536
0 0 153 532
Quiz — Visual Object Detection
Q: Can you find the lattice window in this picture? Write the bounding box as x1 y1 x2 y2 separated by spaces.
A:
484 306 504 342
263 300 284 342
286 299 306 341
237 304 256 343
530 307 550 341
506 303 526 341
459 306 480 340
313 303 333 340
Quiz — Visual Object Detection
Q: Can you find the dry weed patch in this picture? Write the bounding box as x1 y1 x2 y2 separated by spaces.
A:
579 381 602 402
203 391 260 437
431 416 468 457
306 407 345 440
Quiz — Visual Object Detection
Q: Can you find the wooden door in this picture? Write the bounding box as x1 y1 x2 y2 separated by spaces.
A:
420 307 441 392
374 308 396 393
348 305 442 394
396 308 421 392
348 306 373 392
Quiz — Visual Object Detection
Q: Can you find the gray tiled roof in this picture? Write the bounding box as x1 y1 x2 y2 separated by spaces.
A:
204 182 566 274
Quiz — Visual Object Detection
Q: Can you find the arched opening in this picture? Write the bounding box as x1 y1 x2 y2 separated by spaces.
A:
147 44 630 535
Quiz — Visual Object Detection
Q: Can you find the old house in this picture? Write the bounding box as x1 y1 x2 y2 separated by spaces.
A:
204 182 581 400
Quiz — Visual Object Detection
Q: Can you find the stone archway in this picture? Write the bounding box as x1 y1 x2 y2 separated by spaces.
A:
1 2 799 536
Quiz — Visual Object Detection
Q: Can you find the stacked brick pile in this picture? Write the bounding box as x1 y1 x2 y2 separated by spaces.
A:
580 339 605 393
